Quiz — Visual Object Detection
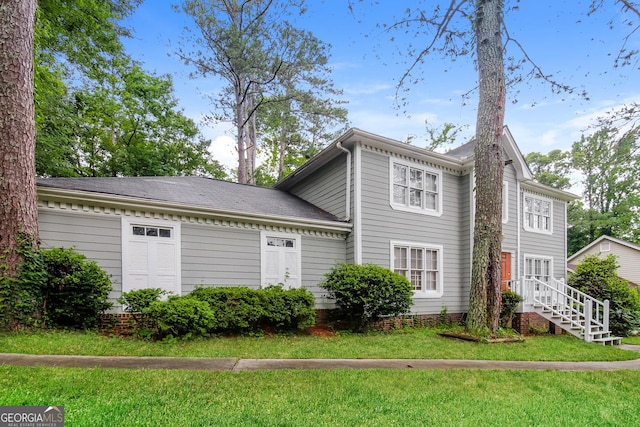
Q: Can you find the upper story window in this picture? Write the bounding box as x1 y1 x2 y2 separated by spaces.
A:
523 194 552 234
600 241 611 252
390 160 442 216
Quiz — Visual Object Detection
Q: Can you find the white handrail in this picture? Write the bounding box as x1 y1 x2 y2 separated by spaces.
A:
515 277 610 341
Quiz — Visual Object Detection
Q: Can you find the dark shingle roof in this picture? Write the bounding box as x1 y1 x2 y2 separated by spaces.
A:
38 176 343 223
445 139 476 160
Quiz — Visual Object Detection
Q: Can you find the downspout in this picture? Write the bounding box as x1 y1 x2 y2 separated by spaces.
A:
336 141 351 221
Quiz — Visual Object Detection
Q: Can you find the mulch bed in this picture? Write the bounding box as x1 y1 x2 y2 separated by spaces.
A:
304 324 339 337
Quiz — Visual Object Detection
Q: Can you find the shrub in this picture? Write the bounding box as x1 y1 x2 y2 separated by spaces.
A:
117 288 166 322
0 234 47 329
568 254 640 336
320 263 413 331
258 285 316 330
500 289 524 327
186 286 262 332
41 247 112 329
185 285 316 333
146 296 215 339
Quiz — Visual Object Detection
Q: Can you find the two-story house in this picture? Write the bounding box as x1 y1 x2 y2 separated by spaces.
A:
40 127 616 341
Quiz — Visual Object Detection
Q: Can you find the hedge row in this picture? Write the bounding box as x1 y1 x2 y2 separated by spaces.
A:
120 285 316 339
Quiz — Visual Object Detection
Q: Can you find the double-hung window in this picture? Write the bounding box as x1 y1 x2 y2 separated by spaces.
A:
391 160 442 216
391 241 443 298
523 194 552 234
524 255 552 284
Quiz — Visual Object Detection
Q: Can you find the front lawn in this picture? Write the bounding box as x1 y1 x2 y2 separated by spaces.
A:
0 328 638 361
1 366 639 426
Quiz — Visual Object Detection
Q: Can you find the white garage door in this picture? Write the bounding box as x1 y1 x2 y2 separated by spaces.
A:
122 218 181 295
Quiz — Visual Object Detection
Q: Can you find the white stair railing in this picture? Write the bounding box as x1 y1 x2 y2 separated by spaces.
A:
515 277 610 342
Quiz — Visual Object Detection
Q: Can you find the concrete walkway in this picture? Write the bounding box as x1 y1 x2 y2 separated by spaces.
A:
1 344 640 372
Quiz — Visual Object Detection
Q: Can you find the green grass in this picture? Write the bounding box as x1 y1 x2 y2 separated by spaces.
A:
623 335 640 345
0 328 638 361
1 366 639 426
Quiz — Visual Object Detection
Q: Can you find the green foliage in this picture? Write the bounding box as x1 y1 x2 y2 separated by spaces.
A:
117 288 166 319
40 248 112 329
146 297 215 340
568 128 640 250
34 1 227 179
320 263 414 332
568 254 640 336
1 243 113 331
185 287 262 332
0 235 47 330
258 285 316 330
500 290 524 327
117 288 166 336
185 285 316 334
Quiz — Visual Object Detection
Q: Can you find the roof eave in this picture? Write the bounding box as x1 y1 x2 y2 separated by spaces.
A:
37 187 352 234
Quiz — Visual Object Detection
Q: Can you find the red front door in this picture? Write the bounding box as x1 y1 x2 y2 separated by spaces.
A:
501 252 512 291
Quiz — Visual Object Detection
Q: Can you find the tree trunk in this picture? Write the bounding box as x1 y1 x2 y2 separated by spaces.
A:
236 89 247 184
0 0 39 277
467 0 506 334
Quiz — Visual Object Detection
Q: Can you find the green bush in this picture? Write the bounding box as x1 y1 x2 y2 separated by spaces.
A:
569 254 640 336
0 235 47 329
500 289 524 327
258 285 316 330
41 247 112 329
117 288 166 322
185 285 316 333
320 263 414 331
186 286 262 332
146 296 215 339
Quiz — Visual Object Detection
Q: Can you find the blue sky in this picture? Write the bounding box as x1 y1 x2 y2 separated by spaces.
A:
122 1 640 170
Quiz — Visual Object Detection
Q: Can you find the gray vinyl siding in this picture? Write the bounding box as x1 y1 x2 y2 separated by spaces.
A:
181 224 261 293
288 155 355 264
458 173 472 310
502 164 518 251
38 209 122 300
288 156 349 220
301 235 346 308
182 224 345 305
358 148 469 314
519 191 567 280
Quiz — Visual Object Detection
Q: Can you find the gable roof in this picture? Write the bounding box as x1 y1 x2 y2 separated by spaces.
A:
277 126 576 201
568 235 640 262
446 126 534 181
37 176 349 230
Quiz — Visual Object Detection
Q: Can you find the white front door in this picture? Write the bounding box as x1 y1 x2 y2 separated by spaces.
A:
261 232 301 288
122 218 181 295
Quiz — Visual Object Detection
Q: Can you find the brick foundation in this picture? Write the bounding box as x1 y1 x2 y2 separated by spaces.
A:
512 312 563 336
102 313 133 330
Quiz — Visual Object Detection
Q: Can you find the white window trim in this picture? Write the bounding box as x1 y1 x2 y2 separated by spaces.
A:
522 193 553 235
390 240 444 298
523 253 554 283
600 242 611 252
260 231 302 289
389 158 443 217
502 181 509 224
121 217 181 295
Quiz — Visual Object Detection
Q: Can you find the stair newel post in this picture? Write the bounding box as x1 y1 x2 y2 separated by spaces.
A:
584 300 592 342
603 299 610 335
